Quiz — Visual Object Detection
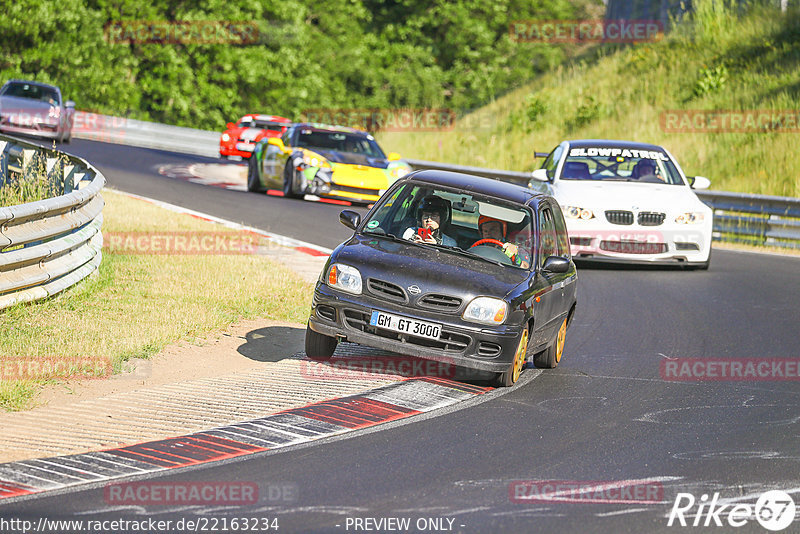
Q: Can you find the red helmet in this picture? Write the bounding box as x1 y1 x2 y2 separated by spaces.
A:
478 215 507 237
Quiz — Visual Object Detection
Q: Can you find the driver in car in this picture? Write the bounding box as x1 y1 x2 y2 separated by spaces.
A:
402 195 457 246
475 216 531 268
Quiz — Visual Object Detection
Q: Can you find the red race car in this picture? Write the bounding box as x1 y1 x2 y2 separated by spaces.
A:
219 114 292 159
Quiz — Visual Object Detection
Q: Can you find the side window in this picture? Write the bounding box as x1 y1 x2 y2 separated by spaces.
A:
282 128 292 146
545 145 564 180
550 202 571 258
538 208 558 268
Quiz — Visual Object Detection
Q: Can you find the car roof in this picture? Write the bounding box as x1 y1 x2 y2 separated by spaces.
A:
292 122 369 136
567 139 667 151
3 79 60 91
243 114 291 122
402 170 545 206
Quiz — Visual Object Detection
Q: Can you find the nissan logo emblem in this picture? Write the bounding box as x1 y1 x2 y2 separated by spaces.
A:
408 285 421 295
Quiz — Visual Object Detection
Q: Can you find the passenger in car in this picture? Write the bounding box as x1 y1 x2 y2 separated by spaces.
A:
402 195 457 246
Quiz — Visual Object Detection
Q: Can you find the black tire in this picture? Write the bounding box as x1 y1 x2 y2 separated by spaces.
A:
283 162 303 199
246 157 263 193
533 317 567 369
494 327 529 387
305 325 337 361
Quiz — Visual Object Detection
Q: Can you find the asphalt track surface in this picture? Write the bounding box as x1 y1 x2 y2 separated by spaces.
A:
2 139 799 533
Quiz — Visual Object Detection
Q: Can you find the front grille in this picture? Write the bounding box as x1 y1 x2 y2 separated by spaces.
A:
605 210 634 225
600 241 667 254
675 242 700 251
570 237 593 246
342 309 470 352
367 278 407 303
638 212 666 226
477 342 502 358
417 293 462 313
316 305 336 322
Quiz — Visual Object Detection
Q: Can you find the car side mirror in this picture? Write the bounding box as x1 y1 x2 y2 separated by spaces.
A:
530 168 549 182
227 122 235 129
688 176 710 190
339 210 361 231
65 100 75 108
542 255 569 274
387 152 401 161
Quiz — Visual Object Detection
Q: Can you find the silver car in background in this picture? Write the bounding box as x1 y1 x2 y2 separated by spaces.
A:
0 80 75 143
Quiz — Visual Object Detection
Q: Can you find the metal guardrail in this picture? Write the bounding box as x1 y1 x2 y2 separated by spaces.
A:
0 135 105 310
71 111 800 250
73 111 219 158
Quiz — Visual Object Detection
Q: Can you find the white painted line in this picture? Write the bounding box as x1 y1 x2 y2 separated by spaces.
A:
106 188 333 256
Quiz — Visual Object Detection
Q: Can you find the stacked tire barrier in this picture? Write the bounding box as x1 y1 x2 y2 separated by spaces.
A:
0 135 104 310
71 111 800 250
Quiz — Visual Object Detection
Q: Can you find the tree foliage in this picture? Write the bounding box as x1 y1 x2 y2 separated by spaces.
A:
0 0 593 129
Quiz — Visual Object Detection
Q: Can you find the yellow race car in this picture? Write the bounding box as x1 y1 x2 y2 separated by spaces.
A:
247 123 412 203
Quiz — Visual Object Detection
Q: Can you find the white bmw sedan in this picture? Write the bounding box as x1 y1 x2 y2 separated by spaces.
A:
529 140 713 269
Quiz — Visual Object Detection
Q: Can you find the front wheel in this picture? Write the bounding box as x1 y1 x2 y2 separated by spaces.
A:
533 317 567 369
305 325 337 361
283 162 303 199
246 157 263 192
494 328 529 387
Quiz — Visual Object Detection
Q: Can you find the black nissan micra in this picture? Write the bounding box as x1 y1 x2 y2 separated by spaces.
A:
305 170 577 387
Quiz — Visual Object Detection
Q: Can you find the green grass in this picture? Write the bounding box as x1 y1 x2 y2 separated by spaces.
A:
0 189 313 411
0 144 67 207
379 2 800 197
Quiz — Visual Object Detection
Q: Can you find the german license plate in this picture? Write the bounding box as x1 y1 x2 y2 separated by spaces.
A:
370 311 441 339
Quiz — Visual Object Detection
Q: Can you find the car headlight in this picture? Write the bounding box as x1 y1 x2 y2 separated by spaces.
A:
303 155 330 168
563 206 595 220
221 133 230 142
675 212 705 224
462 297 507 325
326 264 362 294
390 166 410 179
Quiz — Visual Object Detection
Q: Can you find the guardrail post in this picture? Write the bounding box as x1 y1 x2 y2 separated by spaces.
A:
0 140 7 188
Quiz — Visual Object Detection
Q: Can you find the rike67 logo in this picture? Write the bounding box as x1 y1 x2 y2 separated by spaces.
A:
668 490 796 531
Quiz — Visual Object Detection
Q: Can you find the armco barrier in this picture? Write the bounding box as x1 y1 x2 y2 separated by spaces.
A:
71 111 800 250
0 135 105 310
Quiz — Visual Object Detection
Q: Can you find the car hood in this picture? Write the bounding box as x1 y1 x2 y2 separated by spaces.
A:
333 234 529 301
236 128 265 142
314 149 390 169
551 180 708 212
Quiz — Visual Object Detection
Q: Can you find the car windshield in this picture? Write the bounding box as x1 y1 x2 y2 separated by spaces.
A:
295 129 386 158
1 82 59 105
252 120 287 130
560 147 684 185
362 183 534 269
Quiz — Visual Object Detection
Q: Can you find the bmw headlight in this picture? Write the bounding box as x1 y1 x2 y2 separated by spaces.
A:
675 212 705 224
326 264 362 294
463 297 507 325
221 133 230 142
563 206 595 220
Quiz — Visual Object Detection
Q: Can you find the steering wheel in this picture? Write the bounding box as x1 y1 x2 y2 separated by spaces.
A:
471 238 504 249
